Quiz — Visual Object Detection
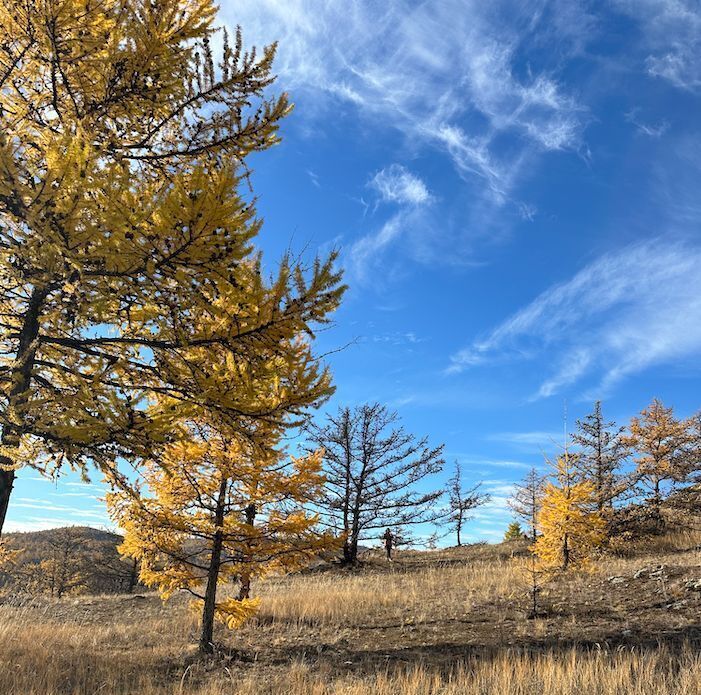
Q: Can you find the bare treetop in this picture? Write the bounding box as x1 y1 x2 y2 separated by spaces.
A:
305 402 445 564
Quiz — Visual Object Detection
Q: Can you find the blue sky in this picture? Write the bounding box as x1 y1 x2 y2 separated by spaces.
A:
7 0 701 543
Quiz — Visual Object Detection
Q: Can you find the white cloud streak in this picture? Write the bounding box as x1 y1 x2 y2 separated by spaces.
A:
227 1 584 200
613 0 701 91
347 165 433 280
449 240 701 397
369 165 431 206
347 212 406 282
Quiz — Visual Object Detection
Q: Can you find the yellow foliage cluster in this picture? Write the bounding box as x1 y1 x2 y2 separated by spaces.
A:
533 452 606 572
0 0 343 528
214 596 262 629
110 431 335 631
623 399 691 494
0 541 21 568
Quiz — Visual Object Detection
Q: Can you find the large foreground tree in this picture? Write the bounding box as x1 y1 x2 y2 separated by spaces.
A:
0 0 342 533
305 403 445 564
109 291 342 653
110 427 333 654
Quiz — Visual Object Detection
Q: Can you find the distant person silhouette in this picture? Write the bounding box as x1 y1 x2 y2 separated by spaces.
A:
383 528 394 561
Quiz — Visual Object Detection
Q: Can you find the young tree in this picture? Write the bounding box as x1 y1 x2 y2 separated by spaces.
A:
623 399 691 530
109 277 341 654
523 551 548 619
0 0 344 535
572 401 629 511
30 527 89 598
447 461 490 547
508 468 546 544
89 544 141 594
534 451 605 571
504 522 524 541
0 540 21 587
109 428 334 654
305 403 445 564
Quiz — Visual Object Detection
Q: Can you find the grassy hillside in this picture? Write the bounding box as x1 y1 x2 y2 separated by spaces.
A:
1 526 138 596
1 531 700 693
5 526 121 555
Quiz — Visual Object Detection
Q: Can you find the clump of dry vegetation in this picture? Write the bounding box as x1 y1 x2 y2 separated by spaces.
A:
1 535 700 694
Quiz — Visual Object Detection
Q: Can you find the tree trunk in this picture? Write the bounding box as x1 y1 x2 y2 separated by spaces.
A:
199 478 227 654
562 532 570 570
653 477 663 532
456 512 462 547
238 503 256 601
0 471 14 539
346 534 359 564
199 538 222 654
0 286 49 536
344 499 362 564
127 558 138 594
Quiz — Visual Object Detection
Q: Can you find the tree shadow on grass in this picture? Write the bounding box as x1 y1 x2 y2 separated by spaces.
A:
234 622 701 679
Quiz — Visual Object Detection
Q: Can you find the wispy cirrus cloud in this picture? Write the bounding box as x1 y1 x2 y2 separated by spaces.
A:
485 432 565 449
625 108 670 138
228 1 585 204
347 213 407 282
348 165 433 281
613 0 701 91
369 165 431 206
449 240 701 398
451 455 534 470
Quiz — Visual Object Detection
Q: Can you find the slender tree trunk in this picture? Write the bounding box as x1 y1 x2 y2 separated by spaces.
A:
531 565 538 617
238 503 256 600
345 494 362 564
653 477 663 531
596 418 604 512
456 511 462 547
199 478 227 654
0 470 14 538
127 558 138 594
0 286 49 536
562 532 570 570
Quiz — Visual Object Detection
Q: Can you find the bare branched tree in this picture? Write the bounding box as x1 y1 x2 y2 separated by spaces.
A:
447 461 490 546
508 467 547 544
572 401 630 511
305 403 445 564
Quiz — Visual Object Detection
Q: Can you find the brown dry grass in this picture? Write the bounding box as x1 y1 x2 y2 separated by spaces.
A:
1 536 700 694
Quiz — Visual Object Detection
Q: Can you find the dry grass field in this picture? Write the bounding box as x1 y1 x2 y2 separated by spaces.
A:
1 536 701 694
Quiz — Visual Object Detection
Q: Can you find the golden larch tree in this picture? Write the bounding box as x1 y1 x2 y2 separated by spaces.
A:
109 428 335 654
623 398 691 530
534 450 605 572
0 0 343 533
108 296 342 653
